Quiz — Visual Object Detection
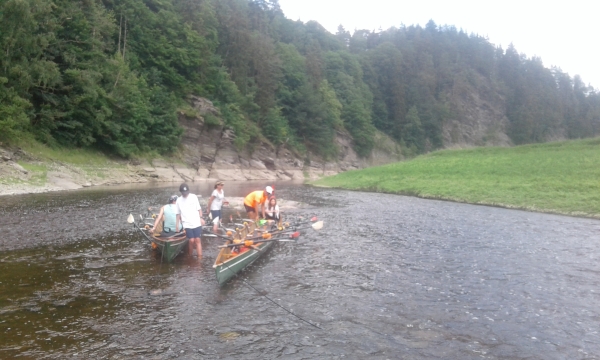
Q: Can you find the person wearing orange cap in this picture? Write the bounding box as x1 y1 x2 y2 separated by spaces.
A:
243 185 274 221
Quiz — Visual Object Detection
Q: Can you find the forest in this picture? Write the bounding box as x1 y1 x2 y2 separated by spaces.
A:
2 0 599 159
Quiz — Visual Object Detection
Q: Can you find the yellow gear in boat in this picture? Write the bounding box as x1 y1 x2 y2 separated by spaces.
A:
244 240 254 247
262 233 271 239
226 231 233 236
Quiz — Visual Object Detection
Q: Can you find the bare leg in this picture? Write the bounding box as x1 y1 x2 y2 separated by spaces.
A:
188 237 194 256
194 237 202 257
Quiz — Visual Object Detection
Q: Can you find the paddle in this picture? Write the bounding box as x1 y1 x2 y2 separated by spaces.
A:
128 213 154 242
240 220 323 240
271 220 323 233
217 231 302 248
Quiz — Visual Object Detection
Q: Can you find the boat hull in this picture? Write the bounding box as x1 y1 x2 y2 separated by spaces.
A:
151 234 189 263
213 240 274 285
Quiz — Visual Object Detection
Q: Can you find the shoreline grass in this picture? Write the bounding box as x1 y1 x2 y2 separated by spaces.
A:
313 138 600 218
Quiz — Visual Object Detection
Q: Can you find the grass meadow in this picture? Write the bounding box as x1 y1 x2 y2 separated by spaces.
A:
313 138 600 218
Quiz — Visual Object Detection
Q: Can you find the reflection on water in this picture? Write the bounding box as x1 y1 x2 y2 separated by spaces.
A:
1 183 600 359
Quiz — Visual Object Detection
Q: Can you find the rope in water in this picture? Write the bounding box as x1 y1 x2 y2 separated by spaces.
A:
223 250 322 330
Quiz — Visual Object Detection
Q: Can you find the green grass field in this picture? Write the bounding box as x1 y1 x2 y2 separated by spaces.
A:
313 138 600 218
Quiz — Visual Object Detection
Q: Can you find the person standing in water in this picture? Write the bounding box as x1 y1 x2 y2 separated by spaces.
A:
206 180 228 233
150 195 179 234
175 183 205 257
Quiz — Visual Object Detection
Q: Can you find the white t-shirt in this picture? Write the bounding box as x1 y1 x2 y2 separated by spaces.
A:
265 204 280 219
175 193 202 229
210 189 224 210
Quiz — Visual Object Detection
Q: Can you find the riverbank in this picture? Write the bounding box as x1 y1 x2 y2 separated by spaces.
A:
0 146 319 197
312 138 600 219
0 123 401 197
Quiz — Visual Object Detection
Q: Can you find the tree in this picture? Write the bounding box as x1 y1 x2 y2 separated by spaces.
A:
403 106 424 152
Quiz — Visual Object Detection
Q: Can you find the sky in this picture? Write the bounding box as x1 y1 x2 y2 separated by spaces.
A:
278 0 599 90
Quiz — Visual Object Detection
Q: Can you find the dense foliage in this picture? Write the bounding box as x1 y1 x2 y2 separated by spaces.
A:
2 0 599 158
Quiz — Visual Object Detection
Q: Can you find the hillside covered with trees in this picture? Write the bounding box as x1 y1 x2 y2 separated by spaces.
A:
2 0 599 159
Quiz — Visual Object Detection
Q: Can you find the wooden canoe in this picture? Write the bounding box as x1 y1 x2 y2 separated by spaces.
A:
213 221 282 285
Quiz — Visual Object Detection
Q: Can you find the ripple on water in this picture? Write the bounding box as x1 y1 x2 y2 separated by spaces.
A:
1 184 600 358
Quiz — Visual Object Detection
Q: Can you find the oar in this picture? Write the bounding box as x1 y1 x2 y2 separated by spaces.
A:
208 220 324 243
128 213 154 242
206 231 234 241
278 220 323 232
242 220 323 240
218 232 301 248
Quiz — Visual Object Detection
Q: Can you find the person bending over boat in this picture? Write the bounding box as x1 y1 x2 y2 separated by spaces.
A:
150 195 179 235
206 180 228 234
243 185 274 221
175 183 205 257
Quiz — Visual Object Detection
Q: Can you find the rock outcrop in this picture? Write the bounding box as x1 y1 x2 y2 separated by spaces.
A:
176 96 400 182
443 72 512 147
0 96 401 196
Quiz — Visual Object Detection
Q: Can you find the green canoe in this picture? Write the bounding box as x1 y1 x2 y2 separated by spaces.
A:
213 240 274 285
150 232 189 263
213 220 288 285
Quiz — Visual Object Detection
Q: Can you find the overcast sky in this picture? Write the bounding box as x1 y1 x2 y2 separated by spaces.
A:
278 0 599 90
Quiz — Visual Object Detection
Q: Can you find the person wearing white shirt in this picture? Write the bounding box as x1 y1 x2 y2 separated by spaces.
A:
265 196 280 221
206 180 228 234
175 183 205 257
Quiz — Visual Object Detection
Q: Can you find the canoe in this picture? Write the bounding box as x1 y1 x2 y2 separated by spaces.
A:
213 240 274 285
150 232 189 263
213 221 282 285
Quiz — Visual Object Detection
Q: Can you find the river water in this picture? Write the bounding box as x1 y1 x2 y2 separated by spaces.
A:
1 182 600 359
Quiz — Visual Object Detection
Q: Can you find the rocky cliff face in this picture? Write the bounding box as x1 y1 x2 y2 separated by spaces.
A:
442 72 512 148
1 84 511 196
0 96 401 196
172 96 401 182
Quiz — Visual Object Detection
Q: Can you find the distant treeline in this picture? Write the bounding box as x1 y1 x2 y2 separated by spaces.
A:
2 0 599 158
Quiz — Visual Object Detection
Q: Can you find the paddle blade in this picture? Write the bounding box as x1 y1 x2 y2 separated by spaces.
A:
311 221 324 230
289 231 301 239
127 214 135 224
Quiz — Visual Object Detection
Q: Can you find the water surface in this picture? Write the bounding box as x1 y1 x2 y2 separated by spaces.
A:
1 182 599 359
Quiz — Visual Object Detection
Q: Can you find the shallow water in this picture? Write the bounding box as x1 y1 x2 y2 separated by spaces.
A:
1 182 600 359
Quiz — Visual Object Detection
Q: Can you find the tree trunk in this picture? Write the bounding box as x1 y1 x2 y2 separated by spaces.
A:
123 18 127 60
118 14 122 54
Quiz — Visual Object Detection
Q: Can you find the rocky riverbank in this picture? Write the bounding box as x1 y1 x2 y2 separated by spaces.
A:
0 98 401 197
